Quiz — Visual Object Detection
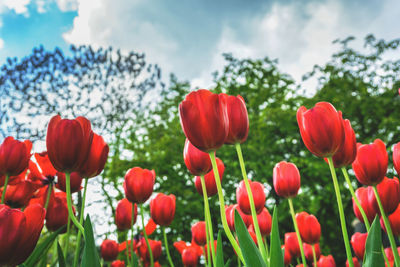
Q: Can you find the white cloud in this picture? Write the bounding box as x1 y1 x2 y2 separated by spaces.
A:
56 0 78 12
0 0 31 15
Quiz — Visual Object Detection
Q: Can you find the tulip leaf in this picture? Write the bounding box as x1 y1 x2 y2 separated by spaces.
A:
363 216 385 267
224 259 232 267
81 215 101 267
132 250 139 267
216 230 224 267
57 242 66 267
269 206 284 267
234 209 268 267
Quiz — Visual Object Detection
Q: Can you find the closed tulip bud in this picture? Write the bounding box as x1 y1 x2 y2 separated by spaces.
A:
330 119 357 168
3 180 38 208
78 133 109 178
346 257 361 267
182 247 199 267
124 167 155 204
111 260 125 267
100 239 119 262
352 139 388 185
381 204 400 236
0 137 31 176
250 207 272 236
273 161 301 198
371 177 400 215
138 238 162 262
226 204 252 231
150 193 176 226
56 172 83 193
46 115 94 173
297 102 344 158
394 143 400 176
194 157 224 197
318 255 336 267
285 232 301 258
350 232 368 260
191 221 207 246
46 192 72 233
296 212 321 244
220 94 249 144
179 89 229 152
115 198 137 231
353 186 378 225
303 243 320 262
184 139 212 176
236 180 265 215
282 245 292 266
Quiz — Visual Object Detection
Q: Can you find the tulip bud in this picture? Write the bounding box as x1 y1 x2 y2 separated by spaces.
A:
352 139 388 185
273 161 301 198
350 232 367 260
179 89 229 152
111 260 125 267
184 139 212 176
182 247 199 267
381 204 400 236
115 198 137 231
123 167 155 204
296 212 321 244
353 187 378 225
318 255 336 267
284 232 300 258
303 243 320 262
346 257 361 267
100 239 119 262
220 94 249 144
46 192 72 233
297 102 344 158
191 221 207 246
138 238 162 262
0 137 31 176
250 207 272 236
282 245 292 266
78 133 109 178
56 172 83 193
371 177 400 215
226 204 252 231
236 180 265 215
194 157 224 197
330 119 357 168
150 193 176 226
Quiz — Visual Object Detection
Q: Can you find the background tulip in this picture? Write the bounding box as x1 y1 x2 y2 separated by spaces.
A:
350 232 367 260
111 260 125 267
371 177 400 215
221 94 249 144
353 187 378 225
0 137 31 176
150 193 176 226
115 198 137 231
183 139 212 176
236 180 265 215
318 255 336 267
182 246 199 267
100 239 119 262
282 245 292 266
285 232 301 258
296 212 321 244
46 191 71 233
393 142 400 176
2 180 38 208
303 243 320 262
124 167 155 204
346 257 361 267
226 204 252 231
191 221 207 246
194 157 224 197
273 161 301 198
78 133 109 178
381 204 400 236
138 238 162 262
330 119 357 168
250 207 272 236
56 171 83 193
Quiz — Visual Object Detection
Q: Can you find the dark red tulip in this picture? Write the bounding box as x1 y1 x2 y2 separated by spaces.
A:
330 119 357 168
297 102 344 158
220 94 249 144
2 179 38 208
138 238 162 262
150 193 176 226
371 177 400 215
191 221 207 246
381 204 400 236
250 207 272 236
0 137 31 176
194 157 224 197
236 180 265 215
46 192 71 233
285 232 301 258
56 172 83 193
346 257 360 267
394 142 400 176
179 89 229 152
115 198 137 231
111 260 125 267
282 245 292 266
78 133 109 178
184 139 212 176
303 243 320 262
352 139 388 186
100 239 119 262
123 167 155 204
350 232 367 260
273 161 301 198
46 115 94 173
317 255 336 267
296 212 321 244
182 246 199 267
226 204 252 231
353 187 378 225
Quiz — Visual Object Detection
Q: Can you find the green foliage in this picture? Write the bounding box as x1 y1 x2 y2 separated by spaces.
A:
82 216 101 267
269 206 284 267
363 217 385 267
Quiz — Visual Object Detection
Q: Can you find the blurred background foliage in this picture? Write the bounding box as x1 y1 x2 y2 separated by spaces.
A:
1 34 400 265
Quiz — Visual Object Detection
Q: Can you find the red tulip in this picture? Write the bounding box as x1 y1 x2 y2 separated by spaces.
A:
353 187 378 225
303 243 320 262
385 247 394 262
352 139 388 186
297 102 344 158
182 246 199 267
34 152 57 178
247 226 258 245
179 89 229 152
184 139 212 176
124 167 155 204
282 245 292 266
56 172 83 193
2 179 38 208
204 240 217 261
330 119 357 168
138 238 162 262
46 115 94 173
350 232 367 260
346 257 360 267
78 133 109 178
273 161 301 198
46 192 72 233
236 180 265 215
285 232 300 258
194 157 224 197
370 177 400 215
174 240 188 254
100 239 119 262
0 137 31 176
226 204 252 231
381 204 400 236
220 94 249 144
150 193 176 226
296 212 321 244
191 221 207 246
317 255 336 267
111 260 125 267
115 198 137 231
394 143 400 176
250 207 272 236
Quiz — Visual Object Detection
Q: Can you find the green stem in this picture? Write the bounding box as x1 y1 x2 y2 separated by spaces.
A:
73 178 88 267
288 198 307 266
65 173 85 236
162 227 175 267
312 244 317 267
126 236 131 267
235 143 268 262
64 218 71 258
140 204 153 267
373 185 400 267
237 254 241 267
44 183 53 210
327 157 353 267
1 174 9 204
130 202 135 267
209 152 244 264
200 175 216 267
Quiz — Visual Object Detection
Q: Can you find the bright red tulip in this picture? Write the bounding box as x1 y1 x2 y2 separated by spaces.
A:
247 226 258 245
150 193 176 226
273 161 301 198
78 133 109 178
370 177 400 215
220 94 249 144
381 204 400 236
0 137 31 176
2 179 39 208
350 232 367 260
394 142 400 176
297 102 344 158
353 186 378 225
111 260 125 267
285 232 300 258
346 257 360 267
318 255 336 267
194 157 224 197
226 204 252 231
182 246 199 267
56 172 83 193
138 238 162 262
174 240 188 254
385 247 395 262
46 115 94 173
330 119 357 168
124 167 155 204
352 139 388 185
296 212 321 244
303 243 320 262
191 221 207 246
236 180 265 215
115 198 137 231
250 207 272 236
282 245 292 266
179 89 229 152
46 191 72 233
184 139 212 176
100 239 119 262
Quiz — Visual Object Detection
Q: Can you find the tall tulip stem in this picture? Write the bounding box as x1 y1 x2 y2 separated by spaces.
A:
73 178 89 267
235 143 268 262
327 157 354 267
1 174 9 204
65 173 85 236
64 218 71 257
140 204 154 267
372 185 400 267
162 227 175 267
130 202 135 267
200 175 216 267
312 244 317 267
209 152 244 264
44 183 53 210
288 198 307 266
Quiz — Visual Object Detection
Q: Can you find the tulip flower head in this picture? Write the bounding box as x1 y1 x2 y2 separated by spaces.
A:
56 172 83 193
124 167 155 204
303 243 320 262
353 186 378 225
236 180 266 215
393 142 400 176
150 193 176 226
330 119 357 168
318 255 336 267
115 198 137 231
100 239 119 262
250 207 272 237
273 161 301 198
191 221 207 246
182 246 199 267
226 204 252 231
350 232 367 260
184 139 212 176
370 177 400 215
282 245 292 266
78 133 109 178
46 191 72 233
296 211 321 244
194 157 224 197
111 260 125 267
0 137 31 176
346 257 361 267
284 232 301 258
138 238 162 262
381 204 400 236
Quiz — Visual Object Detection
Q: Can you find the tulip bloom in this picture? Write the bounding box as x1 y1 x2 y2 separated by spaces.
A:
394 143 400 176
115 198 137 231
330 119 357 168
282 245 292 266
0 137 31 176
179 89 229 152
194 157 224 197
124 167 155 204
250 207 272 236
182 246 199 267
273 161 301 198
100 239 119 262
318 255 336 267
297 102 344 158
150 193 176 226
285 232 301 258
56 172 83 193
78 133 109 178
350 232 367 260
220 94 249 144
303 243 320 262
46 115 94 172
353 187 378 225
296 212 321 244
346 258 360 267
2 179 39 208
226 204 252 231
370 177 400 215
111 260 125 267
138 238 162 262
191 221 207 246
352 139 388 186
46 192 72 233
236 180 265 215
381 204 400 236
184 139 212 176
